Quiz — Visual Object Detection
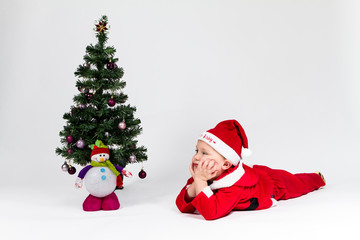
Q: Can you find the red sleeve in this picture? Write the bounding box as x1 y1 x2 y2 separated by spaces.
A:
175 178 196 213
191 185 245 220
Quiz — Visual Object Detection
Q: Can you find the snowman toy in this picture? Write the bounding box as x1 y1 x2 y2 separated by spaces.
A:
75 140 132 211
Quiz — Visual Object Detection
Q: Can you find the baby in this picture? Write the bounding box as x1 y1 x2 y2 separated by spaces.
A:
176 119 325 220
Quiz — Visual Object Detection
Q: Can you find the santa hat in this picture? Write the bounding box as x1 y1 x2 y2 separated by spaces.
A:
198 120 251 165
90 140 110 158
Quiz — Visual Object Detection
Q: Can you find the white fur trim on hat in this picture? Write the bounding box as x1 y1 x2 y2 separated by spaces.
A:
198 132 240 165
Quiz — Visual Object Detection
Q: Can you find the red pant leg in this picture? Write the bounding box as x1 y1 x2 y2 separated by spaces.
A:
253 165 325 201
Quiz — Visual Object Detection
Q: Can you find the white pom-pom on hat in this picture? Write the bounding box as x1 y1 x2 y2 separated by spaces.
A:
241 148 252 158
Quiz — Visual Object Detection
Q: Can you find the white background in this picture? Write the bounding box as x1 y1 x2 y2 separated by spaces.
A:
1 0 359 239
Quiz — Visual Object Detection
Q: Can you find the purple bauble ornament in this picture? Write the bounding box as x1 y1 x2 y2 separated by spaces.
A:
108 98 116 107
66 148 73 154
107 62 115 70
118 121 126 130
86 93 94 101
66 135 73 143
138 169 147 179
68 166 76 175
79 104 87 109
71 107 77 116
129 155 137 163
76 139 85 149
61 162 69 172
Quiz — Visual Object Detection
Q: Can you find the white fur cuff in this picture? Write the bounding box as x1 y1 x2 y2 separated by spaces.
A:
202 186 214 198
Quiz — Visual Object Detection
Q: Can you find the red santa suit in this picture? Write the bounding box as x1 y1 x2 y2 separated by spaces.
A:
176 119 325 220
176 163 325 220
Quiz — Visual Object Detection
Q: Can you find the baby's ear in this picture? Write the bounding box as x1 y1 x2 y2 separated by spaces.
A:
222 160 233 170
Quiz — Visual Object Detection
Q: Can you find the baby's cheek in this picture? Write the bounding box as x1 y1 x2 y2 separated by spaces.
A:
214 163 222 171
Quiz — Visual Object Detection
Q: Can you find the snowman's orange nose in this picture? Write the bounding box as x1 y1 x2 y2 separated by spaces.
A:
100 158 105 162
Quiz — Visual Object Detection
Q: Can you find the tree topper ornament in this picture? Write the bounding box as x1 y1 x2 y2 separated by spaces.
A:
75 140 132 211
95 20 108 33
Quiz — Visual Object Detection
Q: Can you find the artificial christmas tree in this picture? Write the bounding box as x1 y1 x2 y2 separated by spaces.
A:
56 15 147 179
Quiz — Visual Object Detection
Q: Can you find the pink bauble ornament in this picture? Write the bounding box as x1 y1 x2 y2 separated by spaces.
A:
61 162 69 171
129 155 136 163
66 135 73 143
76 139 85 149
79 104 87 109
67 148 73 154
78 87 89 94
138 169 147 179
108 98 116 107
118 121 126 130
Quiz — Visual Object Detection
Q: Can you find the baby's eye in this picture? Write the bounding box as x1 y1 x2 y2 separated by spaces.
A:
202 152 207 155
195 150 198 153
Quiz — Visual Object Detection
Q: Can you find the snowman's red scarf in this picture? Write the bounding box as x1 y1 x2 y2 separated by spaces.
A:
90 160 120 176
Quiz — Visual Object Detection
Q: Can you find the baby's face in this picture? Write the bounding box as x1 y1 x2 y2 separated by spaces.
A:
192 140 228 177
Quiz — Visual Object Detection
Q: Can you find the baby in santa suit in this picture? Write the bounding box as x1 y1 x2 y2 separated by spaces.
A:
176 119 326 220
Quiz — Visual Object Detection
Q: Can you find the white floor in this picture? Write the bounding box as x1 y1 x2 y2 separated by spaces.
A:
1 173 359 240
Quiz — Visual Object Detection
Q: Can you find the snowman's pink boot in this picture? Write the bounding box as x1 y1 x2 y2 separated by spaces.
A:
102 192 120 210
83 194 102 211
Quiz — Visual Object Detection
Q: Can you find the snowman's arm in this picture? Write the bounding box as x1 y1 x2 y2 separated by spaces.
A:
116 165 133 178
78 165 93 179
75 177 83 188
115 165 124 173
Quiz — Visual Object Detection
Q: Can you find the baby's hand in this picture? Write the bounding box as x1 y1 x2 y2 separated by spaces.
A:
189 162 195 178
193 159 218 182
